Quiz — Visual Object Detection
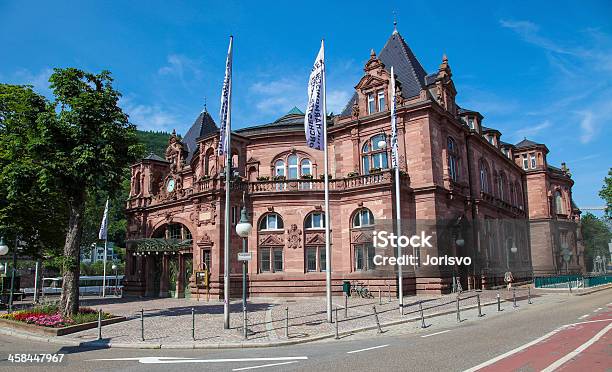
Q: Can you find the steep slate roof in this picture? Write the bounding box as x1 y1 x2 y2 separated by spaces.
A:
341 31 428 116
482 126 501 133
515 138 542 148
143 152 168 162
235 107 306 135
183 110 218 163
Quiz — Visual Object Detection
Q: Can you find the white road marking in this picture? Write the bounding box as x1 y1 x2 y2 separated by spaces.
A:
463 329 561 372
88 356 308 364
421 330 451 338
232 361 299 371
346 344 389 354
464 318 612 372
541 323 612 372
579 314 589 319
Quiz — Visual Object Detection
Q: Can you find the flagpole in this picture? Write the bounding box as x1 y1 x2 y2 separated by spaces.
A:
102 238 108 297
223 36 234 330
321 39 333 323
390 66 403 313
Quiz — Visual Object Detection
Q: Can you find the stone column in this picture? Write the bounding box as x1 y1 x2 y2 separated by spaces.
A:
177 253 185 297
159 254 169 298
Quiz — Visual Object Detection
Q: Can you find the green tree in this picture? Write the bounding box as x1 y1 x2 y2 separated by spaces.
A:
581 212 612 271
0 84 68 258
600 168 612 218
37 68 142 316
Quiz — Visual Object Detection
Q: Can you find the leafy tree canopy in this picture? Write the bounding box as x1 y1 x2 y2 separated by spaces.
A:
600 168 612 218
580 212 611 271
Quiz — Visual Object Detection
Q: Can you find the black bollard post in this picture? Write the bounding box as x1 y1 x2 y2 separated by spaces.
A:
419 301 426 328
373 305 382 334
379 288 382 305
456 294 461 322
344 294 348 318
513 287 517 308
528 286 532 304
191 307 195 341
335 306 339 340
285 307 289 338
97 309 102 340
243 307 248 340
477 293 484 317
140 308 144 341
497 292 501 312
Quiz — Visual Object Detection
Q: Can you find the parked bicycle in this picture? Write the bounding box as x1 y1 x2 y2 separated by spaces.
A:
351 281 373 298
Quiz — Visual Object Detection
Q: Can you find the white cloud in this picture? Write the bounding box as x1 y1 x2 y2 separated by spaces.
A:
2 67 54 97
326 89 351 114
157 54 204 90
578 111 595 144
513 120 552 140
121 97 180 131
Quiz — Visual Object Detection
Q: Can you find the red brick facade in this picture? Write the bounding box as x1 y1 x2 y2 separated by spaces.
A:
124 30 583 298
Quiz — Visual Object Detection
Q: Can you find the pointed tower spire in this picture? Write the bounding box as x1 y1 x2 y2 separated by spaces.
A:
392 11 398 34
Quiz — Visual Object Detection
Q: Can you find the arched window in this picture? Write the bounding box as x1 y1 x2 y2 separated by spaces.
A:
447 137 459 182
352 208 374 228
498 172 506 201
305 212 325 229
509 182 516 206
300 159 312 176
133 172 141 195
479 160 489 193
204 148 214 176
259 213 284 231
288 154 299 179
555 190 564 214
274 160 285 177
361 134 388 175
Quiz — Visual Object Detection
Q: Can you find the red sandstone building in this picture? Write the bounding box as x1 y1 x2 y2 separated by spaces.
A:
124 29 584 298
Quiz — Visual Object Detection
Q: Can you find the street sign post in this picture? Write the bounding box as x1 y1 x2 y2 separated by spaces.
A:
237 252 252 261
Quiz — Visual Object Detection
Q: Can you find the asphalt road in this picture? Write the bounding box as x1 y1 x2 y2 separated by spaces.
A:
0 290 610 372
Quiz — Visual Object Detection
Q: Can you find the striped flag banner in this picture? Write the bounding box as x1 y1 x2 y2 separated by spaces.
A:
304 41 325 151
218 36 233 156
390 65 399 168
98 199 109 241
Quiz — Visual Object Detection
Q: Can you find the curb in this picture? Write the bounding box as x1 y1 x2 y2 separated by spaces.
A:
0 299 507 349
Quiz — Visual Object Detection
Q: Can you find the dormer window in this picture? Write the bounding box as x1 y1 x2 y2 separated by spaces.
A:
487 136 494 145
522 154 528 170
367 93 375 114
377 90 385 112
467 117 475 130
529 153 536 169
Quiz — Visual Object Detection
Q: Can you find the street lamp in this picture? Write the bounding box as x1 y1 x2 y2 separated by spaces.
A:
235 204 252 340
505 237 517 269
111 263 118 296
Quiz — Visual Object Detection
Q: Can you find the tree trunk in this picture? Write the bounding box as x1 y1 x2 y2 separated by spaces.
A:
60 191 86 317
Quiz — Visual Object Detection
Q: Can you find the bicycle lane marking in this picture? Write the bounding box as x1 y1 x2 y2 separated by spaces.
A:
556 327 612 371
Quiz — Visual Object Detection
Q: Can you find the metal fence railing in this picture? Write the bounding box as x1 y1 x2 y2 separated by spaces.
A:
534 274 612 289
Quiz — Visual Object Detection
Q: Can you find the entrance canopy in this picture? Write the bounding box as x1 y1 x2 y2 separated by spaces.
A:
130 238 193 254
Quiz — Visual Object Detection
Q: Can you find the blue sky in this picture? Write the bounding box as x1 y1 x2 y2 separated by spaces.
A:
1 0 610 212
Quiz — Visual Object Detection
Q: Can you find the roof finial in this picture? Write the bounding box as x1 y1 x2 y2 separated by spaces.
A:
392 10 398 34
202 97 208 113
370 48 376 58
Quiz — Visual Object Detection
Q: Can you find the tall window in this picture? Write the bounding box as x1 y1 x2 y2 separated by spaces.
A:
447 137 459 182
377 90 385 111
305 246 326 272
300 159 312 176
275 160 285 177
555 190 564 214
367 93 375 114
259 213 284 231
529 153 536 169
522 154 529 170
259 247 283 273
498 173 506 201
305 212 325 229
361 134 388 174
354 244 375 271
288 154 299 179
479 160 489 193
467 117 475 129
352 208 374 228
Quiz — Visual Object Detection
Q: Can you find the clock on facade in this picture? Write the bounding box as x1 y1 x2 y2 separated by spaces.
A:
166 178 176 192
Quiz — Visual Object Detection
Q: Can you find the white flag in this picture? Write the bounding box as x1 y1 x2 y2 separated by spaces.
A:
305 41 325 151
390 66 399 169
98 199 109 241
218 36 233 156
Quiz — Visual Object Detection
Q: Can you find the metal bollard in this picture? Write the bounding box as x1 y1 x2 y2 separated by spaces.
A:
419 301 426 328
477 293 484 317
191 307 195 341
456 294 461 322
243 307 248 340
373 305 382 334
335 306 339 340
97 309 102 340
387 285 391 303
285 307 289 338
344 294 348 318
513 287 517 308
379 288 382 305
497 292 501 312
528 286 532 304
568 281 572 294
140 308 144 341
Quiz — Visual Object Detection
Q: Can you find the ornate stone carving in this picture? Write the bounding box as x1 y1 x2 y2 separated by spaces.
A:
287 224 302 249
197 233 213 247
259 233 284 246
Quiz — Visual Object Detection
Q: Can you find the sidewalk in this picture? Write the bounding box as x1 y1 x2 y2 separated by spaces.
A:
0 287 562 348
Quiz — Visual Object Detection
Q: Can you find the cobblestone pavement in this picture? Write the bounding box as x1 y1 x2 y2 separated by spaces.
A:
60 287 546 345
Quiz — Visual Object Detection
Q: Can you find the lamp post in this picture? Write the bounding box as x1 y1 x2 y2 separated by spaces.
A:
235 203 252 339
0 238 8 306
112 263 118 296
506 237 517 269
